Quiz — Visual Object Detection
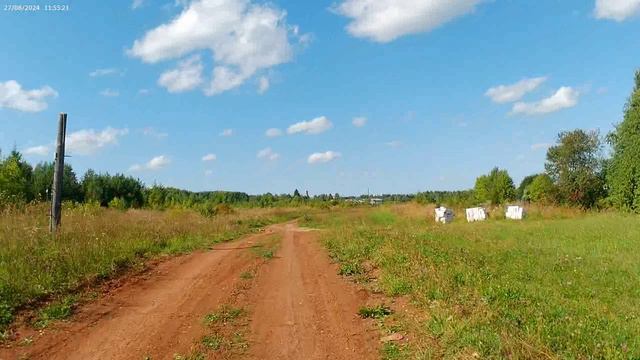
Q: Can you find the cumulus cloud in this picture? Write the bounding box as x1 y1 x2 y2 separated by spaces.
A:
386 140 403 148
485 77 547 103
202 153 217 161
100 88 120 97
66 127 129 155
511 87 580 116
334 0 482 43
130 155 171 171
89 68 121 77
265 128 283 137
258 76 270 94
531 143 551 151
128 0 305 95
308 151 341 164
24 145 50 156
287 116 333 135
220 129 234 137
158 55 204 93
0 80 58 112
352 116 367 127
257 147 280 161
595 0 640 21
142 127 168 139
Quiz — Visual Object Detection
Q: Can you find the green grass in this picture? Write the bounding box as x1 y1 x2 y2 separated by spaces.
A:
0 204 303 333
204 306 246 326
314 205 640 359
35 295 78 328
358 305 393 319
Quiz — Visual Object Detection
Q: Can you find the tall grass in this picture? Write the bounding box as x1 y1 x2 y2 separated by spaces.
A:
308 204 640 359
0 203 302 333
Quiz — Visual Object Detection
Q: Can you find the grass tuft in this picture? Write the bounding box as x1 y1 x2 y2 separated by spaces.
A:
358 305 392 319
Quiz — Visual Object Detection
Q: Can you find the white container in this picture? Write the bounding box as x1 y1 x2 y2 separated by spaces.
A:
435 207 454 224
465 207 487 222
505 206 525 220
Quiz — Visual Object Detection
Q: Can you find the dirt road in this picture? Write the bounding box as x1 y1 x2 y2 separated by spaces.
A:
2 223 379 360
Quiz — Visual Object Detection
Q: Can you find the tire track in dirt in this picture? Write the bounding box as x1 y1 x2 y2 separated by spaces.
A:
1 223 380 360
244 223 379 360
1 226 283 360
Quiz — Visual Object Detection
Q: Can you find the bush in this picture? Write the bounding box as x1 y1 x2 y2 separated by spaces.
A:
108 197 127 211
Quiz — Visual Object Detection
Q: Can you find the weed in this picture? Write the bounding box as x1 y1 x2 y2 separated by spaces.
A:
338 262 362 276
35 295 77 328
358 305 392 319
240 271 253 280
204 306 246 325
201 334 224 350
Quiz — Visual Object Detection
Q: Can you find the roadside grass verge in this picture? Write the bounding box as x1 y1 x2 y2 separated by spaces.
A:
311 204 640 358
0 203 303 335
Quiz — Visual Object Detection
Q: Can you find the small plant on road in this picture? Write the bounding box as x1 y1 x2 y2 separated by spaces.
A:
358 305 392 319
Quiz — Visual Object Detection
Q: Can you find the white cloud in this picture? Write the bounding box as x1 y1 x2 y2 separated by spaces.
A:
265 128 283 137
0 80 58 112
24 145 50 156
66 127 129 155
511 87 580 116
158 55 204 93
89 68 121 77
205 169 214 176
202 153 217 161
386 140 403 148
220 129 234 137
132 0 145 9
258 76 270 94
485 77 547 103
257 147 280 161
287 116 333 135
595 0 640 21
100 88 120 97
308 151 341 164
138 88 151 95
128 0 305 95
142 127 168 139
352 116 367 127
130 155 171 171
334 0 482 43
531 143 551 151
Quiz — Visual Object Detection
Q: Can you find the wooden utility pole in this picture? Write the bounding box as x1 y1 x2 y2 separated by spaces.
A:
50 113 67 233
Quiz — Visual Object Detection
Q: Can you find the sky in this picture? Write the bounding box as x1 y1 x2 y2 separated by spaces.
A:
1 0 639 196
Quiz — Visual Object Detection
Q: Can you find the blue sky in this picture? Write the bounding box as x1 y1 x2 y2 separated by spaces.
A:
1 0 639 195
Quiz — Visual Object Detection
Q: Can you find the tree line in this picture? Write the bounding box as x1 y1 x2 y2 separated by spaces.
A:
465 70 640 211
2 70 638 213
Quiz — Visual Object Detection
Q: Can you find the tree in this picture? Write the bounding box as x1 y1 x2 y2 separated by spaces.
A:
526 174 557 204
0 150 33 204
474 167 516 205
32 162 82 202
607 70 640 212
517 174 539 200
293 189 301 198
545 129 605 208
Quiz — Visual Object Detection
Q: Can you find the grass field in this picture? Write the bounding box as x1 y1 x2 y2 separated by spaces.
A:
0 203 302 335
305 204 640 359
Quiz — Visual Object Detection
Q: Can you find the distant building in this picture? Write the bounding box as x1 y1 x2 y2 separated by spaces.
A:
369 198 383 206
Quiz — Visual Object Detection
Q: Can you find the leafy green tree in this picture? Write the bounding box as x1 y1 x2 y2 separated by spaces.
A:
545 129 605 208
474 167 516 205
526 174 557 203
32 162 82 202
0 150 33 204
607 70 640 212
517 174 539 200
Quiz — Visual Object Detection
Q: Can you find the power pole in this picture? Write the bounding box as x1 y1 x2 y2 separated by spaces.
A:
50 113 67 233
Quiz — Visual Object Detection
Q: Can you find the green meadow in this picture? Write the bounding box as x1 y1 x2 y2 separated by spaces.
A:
307 205 640 359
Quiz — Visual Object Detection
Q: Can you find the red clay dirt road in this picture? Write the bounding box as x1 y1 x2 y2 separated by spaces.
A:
1 223 379 360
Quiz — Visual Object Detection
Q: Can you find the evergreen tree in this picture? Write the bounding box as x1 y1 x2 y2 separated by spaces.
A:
607 70 640 212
